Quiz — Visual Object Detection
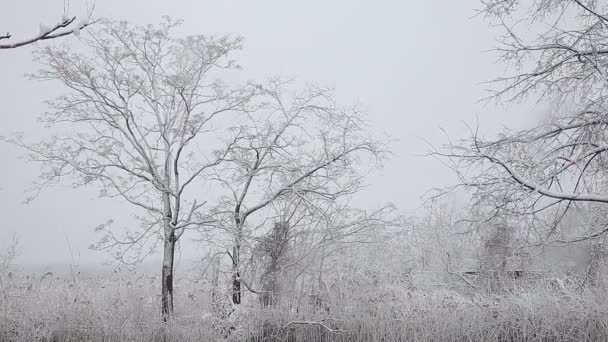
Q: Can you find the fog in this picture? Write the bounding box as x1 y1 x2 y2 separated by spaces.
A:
0 0 545 265
5 1 608 341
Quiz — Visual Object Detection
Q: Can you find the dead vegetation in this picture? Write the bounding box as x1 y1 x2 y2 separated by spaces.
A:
2 269 608 342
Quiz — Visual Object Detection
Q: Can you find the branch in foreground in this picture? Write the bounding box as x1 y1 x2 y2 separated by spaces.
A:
0 16 95 49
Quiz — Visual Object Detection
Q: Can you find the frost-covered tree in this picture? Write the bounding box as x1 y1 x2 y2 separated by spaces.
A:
0 234 20 276
437 1 608 245
207 80 391 304
4 18 255 320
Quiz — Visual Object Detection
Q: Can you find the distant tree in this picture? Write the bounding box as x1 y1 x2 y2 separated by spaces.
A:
207 80 390 304
479 221 513 292
586 236 608 286
0 234 20 275
246 198 394 309
0 233 21 302
3 18 255 320
411 197 481 288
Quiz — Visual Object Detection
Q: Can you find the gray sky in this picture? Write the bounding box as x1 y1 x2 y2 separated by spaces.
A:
0 0 545 265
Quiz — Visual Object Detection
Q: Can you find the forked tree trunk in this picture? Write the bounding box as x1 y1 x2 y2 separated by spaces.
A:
161 232 176 320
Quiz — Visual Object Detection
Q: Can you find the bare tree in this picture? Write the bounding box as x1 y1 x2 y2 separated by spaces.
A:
0 234 20 276
1 3 95 49
3 18 255 319
208 80 390 304
248 197 395 309
434 1 608 245
0 234 21 303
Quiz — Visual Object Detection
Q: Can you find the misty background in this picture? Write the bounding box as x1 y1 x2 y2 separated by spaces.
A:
0 0 544 265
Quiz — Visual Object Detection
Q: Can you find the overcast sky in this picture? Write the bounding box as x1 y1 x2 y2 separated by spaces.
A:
0 0 547 265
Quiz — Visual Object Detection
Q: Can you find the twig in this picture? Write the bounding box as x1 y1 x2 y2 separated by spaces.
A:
0 17 97 49
283 320 350 334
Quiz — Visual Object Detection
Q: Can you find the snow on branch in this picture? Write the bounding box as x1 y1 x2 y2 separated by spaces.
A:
0 16 95 49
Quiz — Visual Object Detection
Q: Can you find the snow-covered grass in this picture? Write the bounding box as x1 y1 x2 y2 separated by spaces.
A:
1 271 608 341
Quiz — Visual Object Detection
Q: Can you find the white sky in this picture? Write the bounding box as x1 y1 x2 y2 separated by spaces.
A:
0 0 547 265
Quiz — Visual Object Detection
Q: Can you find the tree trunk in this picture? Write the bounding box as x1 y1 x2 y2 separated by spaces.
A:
231 242 241 304
260 261 279 307
211 255 220 310
161 233 176 321
588 239 606 287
